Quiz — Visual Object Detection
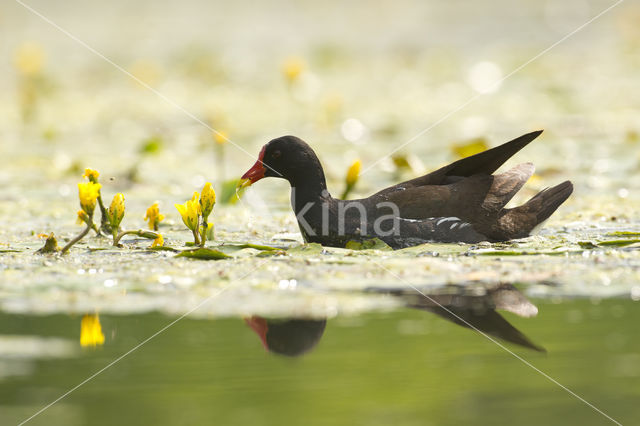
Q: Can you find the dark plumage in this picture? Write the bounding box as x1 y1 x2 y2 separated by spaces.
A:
241 130 573 249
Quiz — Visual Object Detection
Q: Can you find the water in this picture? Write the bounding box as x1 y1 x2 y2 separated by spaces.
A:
1 297 638 425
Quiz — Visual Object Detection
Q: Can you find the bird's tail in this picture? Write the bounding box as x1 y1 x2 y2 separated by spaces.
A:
496 180 573 239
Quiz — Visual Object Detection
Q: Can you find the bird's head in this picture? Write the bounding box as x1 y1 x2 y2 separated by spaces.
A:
239 136 321 188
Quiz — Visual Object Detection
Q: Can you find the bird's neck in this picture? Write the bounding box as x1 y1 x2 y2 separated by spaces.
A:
288 163 331 213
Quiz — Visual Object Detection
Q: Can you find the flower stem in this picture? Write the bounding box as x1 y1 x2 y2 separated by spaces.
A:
61 224 91 254
340 183 354 200
96 195 111 235
192 227 201 246
200 219 208 247
113 229 159 246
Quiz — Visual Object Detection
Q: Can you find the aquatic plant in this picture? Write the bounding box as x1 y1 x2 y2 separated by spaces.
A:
175 183 217 247
106 193 125 240
341 159 361 199
151 234 164 248
282 56 305 85
37 169 159 253
199 182 216 246
82 168 111 234
144 202 164 231
175 191 201 245
60 182 101 253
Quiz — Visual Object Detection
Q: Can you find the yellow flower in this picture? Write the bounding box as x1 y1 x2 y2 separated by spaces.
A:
282 57 305 83
77 182 101 215
200 183 216 219
80 314 105 347
151 234 164 248
14 42 44 75
144 202 165 231
346 159 361 187
82 168 100 183
76 209 90 225
107 193 125 230
451 138 488 159
214 131 228 145
175 192 200 231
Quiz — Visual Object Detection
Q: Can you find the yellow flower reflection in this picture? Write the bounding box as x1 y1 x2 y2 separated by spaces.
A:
80 314 105 347
77 182 101 215
144 202 165 231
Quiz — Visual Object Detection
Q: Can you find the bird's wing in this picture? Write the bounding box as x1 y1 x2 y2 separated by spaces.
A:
375 130 543 195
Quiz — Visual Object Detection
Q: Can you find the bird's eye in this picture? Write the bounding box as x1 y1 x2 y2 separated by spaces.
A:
272 150 281 159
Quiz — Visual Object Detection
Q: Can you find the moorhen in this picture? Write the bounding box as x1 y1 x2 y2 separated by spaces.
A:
240 130 573 249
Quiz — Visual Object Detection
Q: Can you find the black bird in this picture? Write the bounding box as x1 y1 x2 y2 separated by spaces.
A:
240 131 573 249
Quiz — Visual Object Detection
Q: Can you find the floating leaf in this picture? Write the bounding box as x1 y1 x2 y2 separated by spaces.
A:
345 238 392 251
149 245 179 252
176 248 231 260
256 249 287 257
578 241 598 249
287 243 325 255
598 239 640 247
398 243 468 256
606 231 640 237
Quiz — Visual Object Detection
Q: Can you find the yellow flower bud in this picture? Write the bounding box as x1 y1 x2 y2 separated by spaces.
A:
200 182 216 219
144 202 164 231
151 234 164 248
76 210 90 225
82 168 100 183
77 182 101 215
80 314 105 347
175 194 200 232
346 159 361 187
107 193 125 230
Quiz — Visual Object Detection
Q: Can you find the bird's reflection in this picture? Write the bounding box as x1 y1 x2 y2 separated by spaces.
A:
245 283 544 357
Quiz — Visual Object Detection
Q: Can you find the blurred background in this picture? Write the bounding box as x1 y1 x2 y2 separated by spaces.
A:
1 0 639 425
2 0 639 210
